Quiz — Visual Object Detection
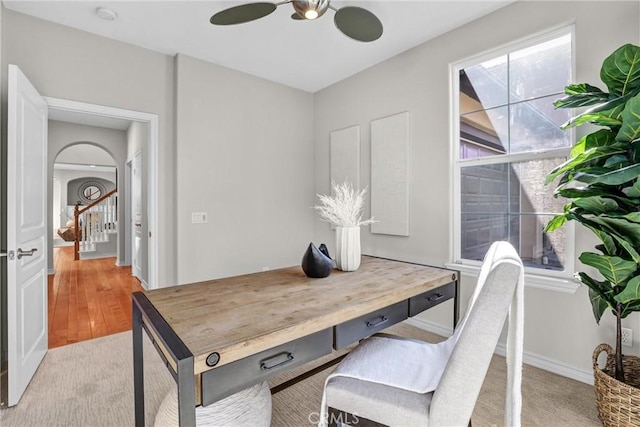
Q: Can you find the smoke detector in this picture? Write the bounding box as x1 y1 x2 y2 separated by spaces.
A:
96 7 118 21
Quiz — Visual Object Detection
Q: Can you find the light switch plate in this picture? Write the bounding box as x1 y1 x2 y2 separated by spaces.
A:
191 212 208 224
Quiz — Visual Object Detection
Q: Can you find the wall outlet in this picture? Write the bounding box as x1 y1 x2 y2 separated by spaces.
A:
622 327 633 347
191 212 208 224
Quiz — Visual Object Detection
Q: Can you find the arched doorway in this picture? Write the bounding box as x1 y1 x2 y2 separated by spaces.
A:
53 143 117 257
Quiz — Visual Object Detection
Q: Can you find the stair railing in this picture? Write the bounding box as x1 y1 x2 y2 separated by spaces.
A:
74 188 118 260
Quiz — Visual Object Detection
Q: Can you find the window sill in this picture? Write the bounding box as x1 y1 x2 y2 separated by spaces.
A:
444 262 580 294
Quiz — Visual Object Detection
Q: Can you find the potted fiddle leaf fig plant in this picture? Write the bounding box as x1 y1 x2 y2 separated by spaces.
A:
545 43 640 424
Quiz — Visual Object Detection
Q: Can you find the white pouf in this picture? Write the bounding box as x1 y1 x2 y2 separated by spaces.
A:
154 381 272 427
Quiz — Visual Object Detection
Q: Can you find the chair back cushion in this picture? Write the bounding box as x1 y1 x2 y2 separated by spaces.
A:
429 241 523 426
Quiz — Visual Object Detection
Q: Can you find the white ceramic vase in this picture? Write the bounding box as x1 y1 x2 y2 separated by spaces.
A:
335 226 361 271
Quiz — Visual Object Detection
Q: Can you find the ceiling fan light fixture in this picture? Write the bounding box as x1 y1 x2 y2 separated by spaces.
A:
292 0 329 20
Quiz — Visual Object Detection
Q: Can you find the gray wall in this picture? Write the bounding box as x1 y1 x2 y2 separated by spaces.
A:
3 9 177 286
313 1 640 379
174 54 315 283
48 121 127 271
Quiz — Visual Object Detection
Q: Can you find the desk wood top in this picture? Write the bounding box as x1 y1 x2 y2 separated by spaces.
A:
144 256 456 374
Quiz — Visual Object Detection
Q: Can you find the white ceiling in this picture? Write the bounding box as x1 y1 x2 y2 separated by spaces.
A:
4 0 515 93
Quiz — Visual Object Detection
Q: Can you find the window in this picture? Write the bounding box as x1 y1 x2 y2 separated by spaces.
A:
452 29 574 277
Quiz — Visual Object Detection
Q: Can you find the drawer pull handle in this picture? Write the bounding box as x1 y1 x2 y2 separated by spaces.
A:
427 293 444 302
366 315 389 328
260 352 294 371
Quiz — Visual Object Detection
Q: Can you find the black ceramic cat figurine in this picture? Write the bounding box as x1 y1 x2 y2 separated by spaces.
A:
301 242 333 278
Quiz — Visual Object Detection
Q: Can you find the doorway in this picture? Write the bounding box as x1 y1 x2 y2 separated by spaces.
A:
45 97 159 289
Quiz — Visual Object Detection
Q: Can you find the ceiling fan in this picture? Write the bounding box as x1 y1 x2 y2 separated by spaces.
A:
210 0 383 42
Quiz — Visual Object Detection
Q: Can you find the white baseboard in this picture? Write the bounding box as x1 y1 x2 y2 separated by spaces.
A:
494 342 594 385
48 268 55 275
140 279 149 290
404 317 594 386
404 317 453 338
79 252 117 260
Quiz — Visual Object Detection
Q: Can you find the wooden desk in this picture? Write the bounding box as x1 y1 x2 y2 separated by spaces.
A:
132 256 458 426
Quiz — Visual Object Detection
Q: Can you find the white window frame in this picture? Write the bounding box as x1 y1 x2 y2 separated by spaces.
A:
447 26 578 293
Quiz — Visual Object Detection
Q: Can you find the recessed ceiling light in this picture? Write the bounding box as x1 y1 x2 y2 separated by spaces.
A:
96 7 118 21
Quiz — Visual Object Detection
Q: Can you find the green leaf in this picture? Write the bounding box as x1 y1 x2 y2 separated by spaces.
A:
561 97 626 129
565 83 608 96
586 215 640 248
621 299 640 318
579 252 637 285
573 196 619 214
570 129 617 158
554 83 609 109
601 44 640 97
616 95 640 142
580 272 615 323
624 212 640 223
614 276 640 304
574 163 640 185
622 178 640 197
555 187 635 207
612 234 640 263
581 222 617 255
603 154 630 168
545 143 627 184
589 288 610 324
544 214 567 232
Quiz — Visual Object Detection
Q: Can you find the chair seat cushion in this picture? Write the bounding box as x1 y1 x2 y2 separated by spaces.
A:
154 381 271 426
326 376 432 426
331 334 455 394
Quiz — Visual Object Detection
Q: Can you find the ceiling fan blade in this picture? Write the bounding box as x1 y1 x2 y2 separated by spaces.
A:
334 6 383 42
291 12 304 20
210 2 277 26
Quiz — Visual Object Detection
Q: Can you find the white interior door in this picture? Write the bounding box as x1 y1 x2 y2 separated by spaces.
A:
131 151 143 280
6 64 48 406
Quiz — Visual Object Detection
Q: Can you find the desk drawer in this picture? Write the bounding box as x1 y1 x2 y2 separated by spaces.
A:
409 282 455 317
201 328 332 405
334 301 408 350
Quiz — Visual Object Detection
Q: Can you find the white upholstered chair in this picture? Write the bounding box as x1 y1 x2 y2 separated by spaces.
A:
321 241 524 427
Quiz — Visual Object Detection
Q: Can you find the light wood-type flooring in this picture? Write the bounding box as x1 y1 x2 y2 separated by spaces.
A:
48 246 144 349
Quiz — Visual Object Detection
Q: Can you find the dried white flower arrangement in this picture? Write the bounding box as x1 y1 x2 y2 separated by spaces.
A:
314 180 376 228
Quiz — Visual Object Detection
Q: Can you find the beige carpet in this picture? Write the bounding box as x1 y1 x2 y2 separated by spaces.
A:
0 323 599 426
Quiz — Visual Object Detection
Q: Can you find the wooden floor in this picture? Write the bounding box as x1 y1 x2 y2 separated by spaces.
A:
48 246 144 349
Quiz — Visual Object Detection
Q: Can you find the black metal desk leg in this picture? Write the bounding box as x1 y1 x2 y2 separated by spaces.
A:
453 277 460 328
177 357 196 426
133 300 145 427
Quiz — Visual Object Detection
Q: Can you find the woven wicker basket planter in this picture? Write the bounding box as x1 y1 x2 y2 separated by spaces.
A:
593 344 640 426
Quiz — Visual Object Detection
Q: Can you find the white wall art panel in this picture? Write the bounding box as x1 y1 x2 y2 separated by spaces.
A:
371 112 409 236
330 125 360 189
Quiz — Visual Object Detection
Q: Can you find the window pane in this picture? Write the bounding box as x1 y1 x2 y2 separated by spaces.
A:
460 106 508 159
460 55 508 114
509 34 572 101
460 158 566 270
510 95 572 153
